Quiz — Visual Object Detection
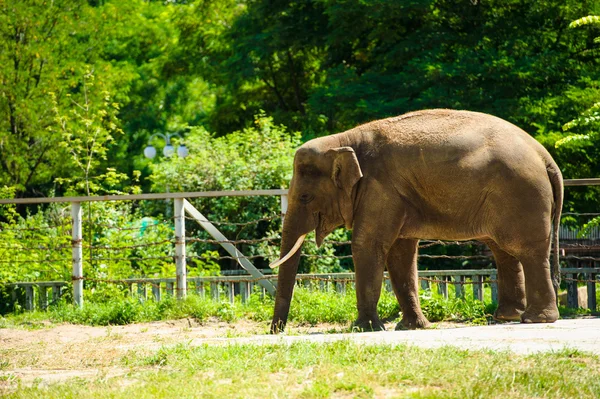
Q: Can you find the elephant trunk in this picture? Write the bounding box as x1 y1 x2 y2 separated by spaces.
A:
270 221 307 334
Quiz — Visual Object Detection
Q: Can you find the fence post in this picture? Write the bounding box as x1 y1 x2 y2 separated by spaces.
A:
25 286 34 311
71 201 83 307
490 274 498 304
587 273 596 312
454 275 464 299
473 275 483 302
437 276 448 299
39 285 48 310
174 198 187 299
152 282 161 302
567 273 578 308
281 194 288 223
52 285 62 304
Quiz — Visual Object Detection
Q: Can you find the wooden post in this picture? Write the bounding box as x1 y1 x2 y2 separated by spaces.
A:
587 273 597 312
473 275 483 302
240 281 249 303
166 281 174 297
281 194 288 223
454 276 464 299
51 285 62 304
25 286 34 311
174 198 187 299
152 282 161 302
39 285 48 310
490 274 498 304
195 280 205 298
228 282 235 304
437 276 448 299
71 202 83 307
420 278 430 291
138 283 147 301
384 279 392 292
211 282 220 301
567 273 579 308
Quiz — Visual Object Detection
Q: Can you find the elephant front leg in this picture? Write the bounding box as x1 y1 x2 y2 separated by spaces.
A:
351 238 388 331
386 238 430 330
487 241 526 321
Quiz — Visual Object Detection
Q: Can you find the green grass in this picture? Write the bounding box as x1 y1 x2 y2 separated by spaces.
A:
5 341 600 398
0 286 493 329
3 282 595 330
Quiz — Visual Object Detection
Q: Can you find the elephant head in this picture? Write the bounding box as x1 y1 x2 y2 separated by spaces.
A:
270 143 363 333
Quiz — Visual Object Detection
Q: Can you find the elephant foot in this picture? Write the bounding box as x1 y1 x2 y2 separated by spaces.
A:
270 319 286 334
520 306 559 324
395 315 431 330
493 305 524 322
351 316 386 332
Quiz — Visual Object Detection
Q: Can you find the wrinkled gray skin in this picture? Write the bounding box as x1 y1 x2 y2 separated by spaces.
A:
271 109 563 333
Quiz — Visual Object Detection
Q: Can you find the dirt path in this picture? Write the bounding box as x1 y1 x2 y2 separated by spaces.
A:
216 318 600 355
1 317 599 390
0 318 363 388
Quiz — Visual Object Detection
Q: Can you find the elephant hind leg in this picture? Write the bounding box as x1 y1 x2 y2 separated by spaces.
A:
517 250 559 323
487 241 526 321
386 238 430 330
490 238 558 323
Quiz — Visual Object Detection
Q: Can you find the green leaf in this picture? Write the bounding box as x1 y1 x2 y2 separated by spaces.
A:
569 15 600 28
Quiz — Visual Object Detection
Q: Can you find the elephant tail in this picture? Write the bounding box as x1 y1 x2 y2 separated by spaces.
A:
547 162 563 300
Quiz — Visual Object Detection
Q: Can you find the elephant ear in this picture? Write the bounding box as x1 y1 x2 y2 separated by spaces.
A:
327 147 363 198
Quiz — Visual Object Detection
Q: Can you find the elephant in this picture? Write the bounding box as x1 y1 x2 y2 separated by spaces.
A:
270 109 563 334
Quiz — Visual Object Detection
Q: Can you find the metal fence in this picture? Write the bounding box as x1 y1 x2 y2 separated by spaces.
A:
1 178 600 313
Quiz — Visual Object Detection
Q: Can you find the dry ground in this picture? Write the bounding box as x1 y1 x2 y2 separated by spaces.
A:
1 317 599 392
0 318 384 389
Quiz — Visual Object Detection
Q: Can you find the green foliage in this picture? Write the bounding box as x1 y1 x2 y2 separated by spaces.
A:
0 1 136 196
2 0 600 199
50 69 124 196
150 112 300 193
555 13 600 226
0 205 72 283
3 0 600 293
570 15 600 28
2 285 496 327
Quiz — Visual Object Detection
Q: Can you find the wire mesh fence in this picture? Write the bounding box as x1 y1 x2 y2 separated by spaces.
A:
1 188 600 314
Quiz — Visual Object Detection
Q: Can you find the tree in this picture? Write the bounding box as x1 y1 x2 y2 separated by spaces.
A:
0 1 136 197
553 14 600 231
49 69 123 196
0 1 86 195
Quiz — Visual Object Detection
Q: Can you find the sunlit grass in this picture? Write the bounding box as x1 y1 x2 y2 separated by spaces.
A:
1 285 494 329
5 341 600 398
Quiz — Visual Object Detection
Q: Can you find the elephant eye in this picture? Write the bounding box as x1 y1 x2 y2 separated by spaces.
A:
299 194 314 204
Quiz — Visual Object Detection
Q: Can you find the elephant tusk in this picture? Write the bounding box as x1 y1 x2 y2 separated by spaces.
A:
269 234 307 269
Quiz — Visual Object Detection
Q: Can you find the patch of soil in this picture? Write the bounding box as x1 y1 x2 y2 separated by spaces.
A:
0 318 467 392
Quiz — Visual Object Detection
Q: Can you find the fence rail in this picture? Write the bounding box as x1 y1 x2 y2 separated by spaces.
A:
0 177 597 205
